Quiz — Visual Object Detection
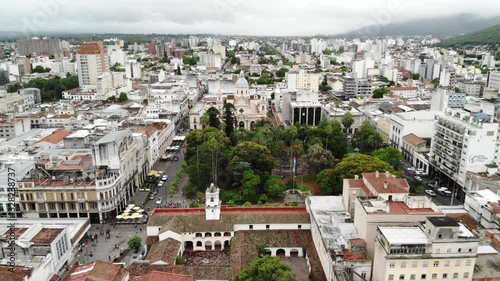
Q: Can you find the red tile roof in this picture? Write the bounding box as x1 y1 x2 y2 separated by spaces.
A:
137 271 193 281
64 261 128 281
403 133 426 146
37 129 72 144
362 172 409 194
346 179 375 197
387 201 439 215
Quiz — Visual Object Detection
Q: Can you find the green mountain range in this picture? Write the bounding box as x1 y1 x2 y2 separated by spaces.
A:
436 24 500 47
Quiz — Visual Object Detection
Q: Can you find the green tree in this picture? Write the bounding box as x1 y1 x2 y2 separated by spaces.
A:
232 256 295 281
127 235 142 251
352 121 383 153
341 112 355 133
276 67 289 78
7 82 23 93
317 154 396 195
230 57 238 65
227 200 237 207
317 120 347 159
107 95 116 102
205 106 221 129
319 75 332 92
431 78 440 87
264 177 286 198
240 170 260 202
32 65 50 73
228 141 275 189
118 92 128 102
302 144 336 175
371 146 403 169
412 73 421 80
377 76 390 83
372 87 389 98
223 102 236 138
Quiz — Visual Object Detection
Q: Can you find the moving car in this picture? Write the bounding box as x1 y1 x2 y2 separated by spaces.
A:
162 175 168 181
425 190 436 197
156 197 163 204
158 181 164 187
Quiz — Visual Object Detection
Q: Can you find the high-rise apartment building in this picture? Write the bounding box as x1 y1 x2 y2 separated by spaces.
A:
76 42 110 88
487 71 500 90
287 70 320 91
16 38 61 56
429 109 498 192
125 61 142 79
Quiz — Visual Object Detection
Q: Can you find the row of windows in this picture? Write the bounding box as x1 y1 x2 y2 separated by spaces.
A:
389 259 471 268
388 272 469 280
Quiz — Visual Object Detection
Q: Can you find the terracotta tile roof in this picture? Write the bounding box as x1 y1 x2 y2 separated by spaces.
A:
148 207 310 232
138 125 156 138
446 213 479 231
230 230 326 281
342 249 368 261
403 133 426 146
389 87 418 91
146 238 181 265
489 202 500 214
128 264 232 281
37 129 72 144
136 271 193 281
362 172 409 194
64 260 128 281
0 266 31 281
346 179 375 197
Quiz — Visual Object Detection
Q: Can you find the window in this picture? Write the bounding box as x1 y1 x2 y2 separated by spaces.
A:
443 273 448 279
388 275 394 280
298 225 302 229
463 273 469 278
423 261 428 267
421 274 426 280
453 273 458 279
410 274 415 280
447 248 451 253
389 262 395 268
458 248 461 252
249 225 253 230
399 274 405 280
266 225 270 230
361 273 367 279
433 261 439 267
401 262 406 268
455 260 461 266
412 261 417 268
432 274 437 279
445 260 450 267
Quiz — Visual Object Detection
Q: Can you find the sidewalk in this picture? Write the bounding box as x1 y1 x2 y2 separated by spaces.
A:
75 223 148 265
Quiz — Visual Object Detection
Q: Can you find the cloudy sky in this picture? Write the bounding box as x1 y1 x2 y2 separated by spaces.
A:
3 0 500 36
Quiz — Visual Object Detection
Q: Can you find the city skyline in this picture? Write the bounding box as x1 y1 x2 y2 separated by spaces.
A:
2 0 500 36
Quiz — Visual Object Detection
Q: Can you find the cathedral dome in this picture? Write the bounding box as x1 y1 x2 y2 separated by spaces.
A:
235 76 249 88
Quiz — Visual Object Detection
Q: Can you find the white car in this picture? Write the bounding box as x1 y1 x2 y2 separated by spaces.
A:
158 181 164 187
414 176 422 181
162 175 168 181
425 190 436 197
156 197 163 204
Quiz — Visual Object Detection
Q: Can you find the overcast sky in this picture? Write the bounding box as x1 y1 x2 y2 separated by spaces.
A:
3 0 500 36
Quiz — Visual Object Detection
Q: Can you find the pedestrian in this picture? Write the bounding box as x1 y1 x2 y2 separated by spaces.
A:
109 256 111 262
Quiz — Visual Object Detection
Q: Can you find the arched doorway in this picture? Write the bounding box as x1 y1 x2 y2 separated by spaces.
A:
239 121 245 128
264 249 272 256
205 241 212 251
196 241 203 247
290 249 299 257
276 249 286 257
250 121 256 130
224 240 230 249
214 240 222 251
184 241 193 251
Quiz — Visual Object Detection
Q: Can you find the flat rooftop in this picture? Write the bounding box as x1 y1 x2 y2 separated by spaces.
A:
427 216 460 227
379 226 429 244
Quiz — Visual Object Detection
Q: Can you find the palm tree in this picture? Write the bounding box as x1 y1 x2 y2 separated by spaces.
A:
341 112 355 135
366 133 383 151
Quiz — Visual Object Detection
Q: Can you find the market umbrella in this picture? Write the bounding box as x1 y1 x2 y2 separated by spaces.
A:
116 215 123 219
123 209 131 213
130 213 140 218
135 214 144 218
133 206 141 210
127 204 135 208
122 215 131 220
137 209 145 213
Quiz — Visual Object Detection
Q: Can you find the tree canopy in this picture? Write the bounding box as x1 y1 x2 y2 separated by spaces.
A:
317 154 397 195
351 121 384 153
302 144 336 175
232 256 295 281
372 87 390 98
371 146 403 169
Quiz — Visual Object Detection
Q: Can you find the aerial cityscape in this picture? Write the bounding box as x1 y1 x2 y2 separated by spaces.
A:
1 1 500 281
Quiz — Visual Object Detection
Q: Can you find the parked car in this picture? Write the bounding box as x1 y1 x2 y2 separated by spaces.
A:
152 189 158 195
162 175 168 181
158 181 164 187
414 176 422 181
425 190 436 197
149 194 155 200
156 197 163 204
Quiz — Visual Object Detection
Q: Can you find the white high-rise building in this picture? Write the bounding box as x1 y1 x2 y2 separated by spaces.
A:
352 58 375 79
76 42 109 89
287 70 320 91
125 61 142 79
188 36 199 48
212 45 226 59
